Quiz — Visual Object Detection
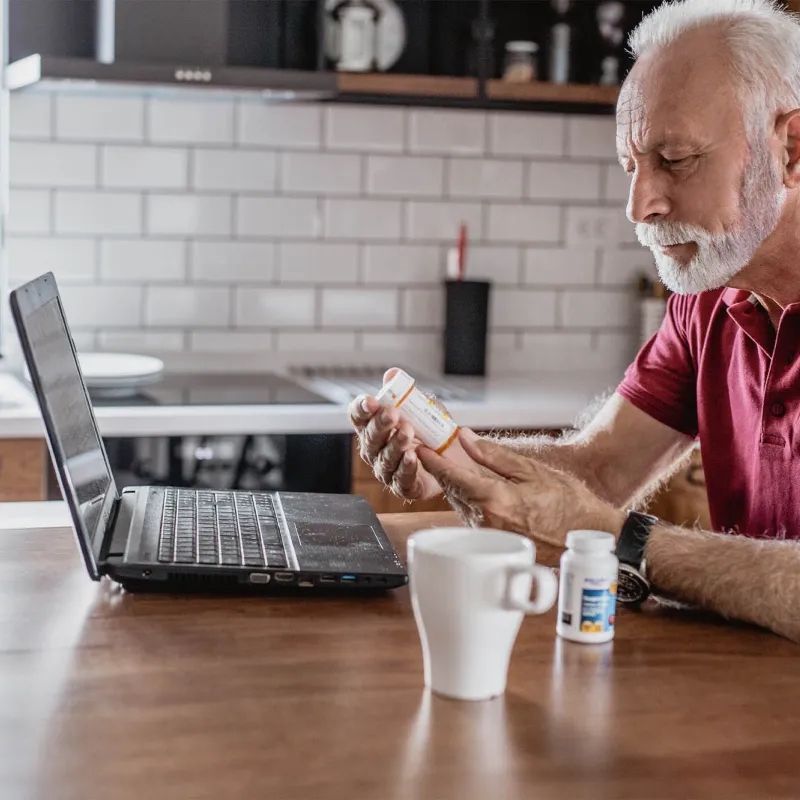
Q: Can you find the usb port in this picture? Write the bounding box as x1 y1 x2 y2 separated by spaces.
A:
274 572 294 583
298 579 314 588
319 575 336 584
340 574 357 583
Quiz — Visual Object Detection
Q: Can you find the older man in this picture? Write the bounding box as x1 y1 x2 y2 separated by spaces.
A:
350 0 800 641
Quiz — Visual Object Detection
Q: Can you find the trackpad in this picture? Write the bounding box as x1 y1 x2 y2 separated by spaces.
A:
295 522 382 549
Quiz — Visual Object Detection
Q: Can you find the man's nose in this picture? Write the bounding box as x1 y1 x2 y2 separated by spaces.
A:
626 169 671 224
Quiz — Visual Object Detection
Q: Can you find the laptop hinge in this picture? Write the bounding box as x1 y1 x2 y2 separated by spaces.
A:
99 494 126 564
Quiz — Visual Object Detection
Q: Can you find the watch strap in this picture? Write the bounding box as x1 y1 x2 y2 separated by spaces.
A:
616 511 659 570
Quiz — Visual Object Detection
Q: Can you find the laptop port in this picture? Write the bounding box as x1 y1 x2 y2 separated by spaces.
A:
319 575 336 584
298 578 314 588
340 574 357 583
274 572 294 583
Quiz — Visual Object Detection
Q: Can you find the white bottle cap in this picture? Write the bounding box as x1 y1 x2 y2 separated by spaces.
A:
375 369 415 407
565 529 616 553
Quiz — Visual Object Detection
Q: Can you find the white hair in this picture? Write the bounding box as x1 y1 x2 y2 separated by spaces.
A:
629 0 800 131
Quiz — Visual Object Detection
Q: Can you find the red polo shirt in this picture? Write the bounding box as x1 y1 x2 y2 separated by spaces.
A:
617 288 799 540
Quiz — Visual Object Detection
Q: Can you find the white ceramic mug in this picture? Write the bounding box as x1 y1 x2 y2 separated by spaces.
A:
408 527 558 702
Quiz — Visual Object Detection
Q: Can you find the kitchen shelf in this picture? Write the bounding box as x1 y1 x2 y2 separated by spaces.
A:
335 72 618 112
337 73 478 99
486 79 619 106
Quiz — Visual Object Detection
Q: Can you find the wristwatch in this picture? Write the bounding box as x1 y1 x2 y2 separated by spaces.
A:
615 511 659 605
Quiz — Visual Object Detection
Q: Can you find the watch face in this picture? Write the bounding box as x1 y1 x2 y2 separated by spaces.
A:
617 563 651 605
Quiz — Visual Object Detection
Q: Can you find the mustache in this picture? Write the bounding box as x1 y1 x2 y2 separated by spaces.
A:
636 221 713 249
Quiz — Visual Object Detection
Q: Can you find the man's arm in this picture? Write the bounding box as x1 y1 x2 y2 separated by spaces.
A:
493 392 695 508
646 524 800 642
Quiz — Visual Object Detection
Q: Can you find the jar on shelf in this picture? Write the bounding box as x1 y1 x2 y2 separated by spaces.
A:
502 40 538 83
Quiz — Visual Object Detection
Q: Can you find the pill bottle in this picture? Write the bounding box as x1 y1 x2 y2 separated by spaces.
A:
557 530 618 644
375 369 461 454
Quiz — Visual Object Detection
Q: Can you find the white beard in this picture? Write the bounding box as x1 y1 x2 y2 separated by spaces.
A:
635 136 786 295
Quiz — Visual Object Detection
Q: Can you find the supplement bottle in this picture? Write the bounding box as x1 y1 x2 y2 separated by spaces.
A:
557 530 618 644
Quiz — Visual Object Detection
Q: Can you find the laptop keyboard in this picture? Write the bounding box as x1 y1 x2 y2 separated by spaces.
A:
158 488 288 568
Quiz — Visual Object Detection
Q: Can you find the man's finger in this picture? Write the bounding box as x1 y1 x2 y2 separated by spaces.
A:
349 394 379 427
374 422 415 485
417 446 495 502
361 406 400 464
459 431 531 483
392 450 425 499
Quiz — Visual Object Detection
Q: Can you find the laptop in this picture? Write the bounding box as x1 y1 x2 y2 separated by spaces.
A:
10 273 408 593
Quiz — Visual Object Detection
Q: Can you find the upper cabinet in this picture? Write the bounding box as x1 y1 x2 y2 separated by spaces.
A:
6 0 667 113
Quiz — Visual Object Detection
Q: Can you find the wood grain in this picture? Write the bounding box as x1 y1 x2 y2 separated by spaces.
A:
486 79 619 105
337 72 478 98
1 510 797 799
0 438 46 501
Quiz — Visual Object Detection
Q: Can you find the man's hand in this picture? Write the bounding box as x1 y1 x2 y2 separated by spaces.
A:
348 369 442 502
417 430 624 546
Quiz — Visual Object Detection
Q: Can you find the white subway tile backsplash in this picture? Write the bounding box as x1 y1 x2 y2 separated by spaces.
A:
405 201 482 242
489 113 564 157
149 99 234 145
518 331 596 371
101 239 186 282
146 286 231 328
360 331 439 355
366 156 444 197
325 105 404 152
281 152 361 195
401 287 443 329
238 103 321 149
8 237 95 282
598 248 657 285
102 146 188 190
490 289 558 329
59 285 143 327
567 116 616 160
448 158 523 200
279 242 359 284
99 329 186 353
236 287 315 327
603 164 631 202
595 330 638 372
237 196 320 239
560 289 636 329
56 95 144 142
189 330 274 353
193 149 277 192
409 109 485 155
276 331 357 352
487 203 560 244
192 241 275 282
461 246 520 284
147 194 231 236
56 191 142 235
10 142 95 188
363 244 441 284
325 199 401 241
527 161 602 201
10 93 52 140
322 288 399 328
565 206 626 248
524 248 595 286
7 189 51 234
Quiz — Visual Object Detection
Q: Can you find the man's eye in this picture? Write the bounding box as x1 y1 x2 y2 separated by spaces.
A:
662 156 693 169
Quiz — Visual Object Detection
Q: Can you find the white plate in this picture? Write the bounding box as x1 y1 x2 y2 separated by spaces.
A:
77 353 164 389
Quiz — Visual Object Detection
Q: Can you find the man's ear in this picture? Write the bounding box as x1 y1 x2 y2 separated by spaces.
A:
775 109 800 188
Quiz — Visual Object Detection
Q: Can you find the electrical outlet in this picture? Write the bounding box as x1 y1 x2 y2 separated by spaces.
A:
566 207 628 249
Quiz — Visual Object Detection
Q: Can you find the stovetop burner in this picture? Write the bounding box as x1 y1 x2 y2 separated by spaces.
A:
89 372 336 407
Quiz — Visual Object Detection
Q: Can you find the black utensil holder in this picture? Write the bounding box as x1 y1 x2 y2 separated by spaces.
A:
443 280 491 376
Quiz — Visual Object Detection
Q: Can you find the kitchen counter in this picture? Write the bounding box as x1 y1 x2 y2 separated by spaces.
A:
0 369 623 439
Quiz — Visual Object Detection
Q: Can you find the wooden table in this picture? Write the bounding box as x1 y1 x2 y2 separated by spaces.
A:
1 511 798 800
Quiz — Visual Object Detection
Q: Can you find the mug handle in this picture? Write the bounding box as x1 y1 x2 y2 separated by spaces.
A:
504 565 558 615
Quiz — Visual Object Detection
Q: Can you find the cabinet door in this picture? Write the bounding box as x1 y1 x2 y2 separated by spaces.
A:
8 0 95 61
0 439 47 502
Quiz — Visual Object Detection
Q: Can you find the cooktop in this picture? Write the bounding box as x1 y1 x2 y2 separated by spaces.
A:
88 372 336 407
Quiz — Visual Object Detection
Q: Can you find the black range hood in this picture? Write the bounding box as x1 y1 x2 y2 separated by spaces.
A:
6 54 337 101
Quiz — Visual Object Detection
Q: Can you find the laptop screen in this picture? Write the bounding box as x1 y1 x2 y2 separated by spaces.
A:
11 274 115 577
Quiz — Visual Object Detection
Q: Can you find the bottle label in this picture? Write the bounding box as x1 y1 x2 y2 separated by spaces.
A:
578 581 617 634
398 389 458 452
